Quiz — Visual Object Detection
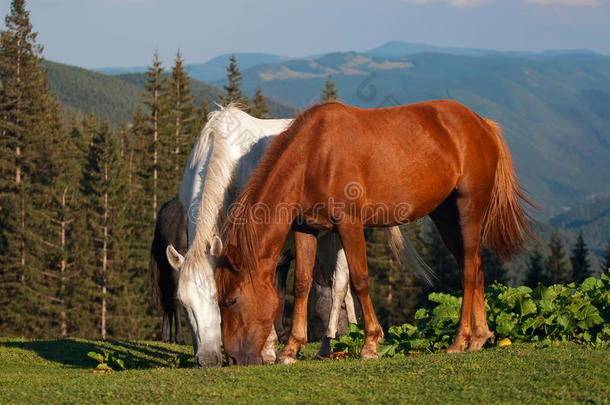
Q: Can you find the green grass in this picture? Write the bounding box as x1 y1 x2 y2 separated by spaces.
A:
0 338 608 404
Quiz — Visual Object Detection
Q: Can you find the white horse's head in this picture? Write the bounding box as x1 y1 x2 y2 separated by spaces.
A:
166 236 224 368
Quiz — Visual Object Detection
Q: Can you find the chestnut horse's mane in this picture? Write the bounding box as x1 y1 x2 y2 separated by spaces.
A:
220 101 342 277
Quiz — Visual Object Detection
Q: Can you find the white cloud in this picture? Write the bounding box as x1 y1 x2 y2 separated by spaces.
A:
523 0 601 5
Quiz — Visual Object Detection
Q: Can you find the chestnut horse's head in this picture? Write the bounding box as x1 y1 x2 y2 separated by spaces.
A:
215 243 279 366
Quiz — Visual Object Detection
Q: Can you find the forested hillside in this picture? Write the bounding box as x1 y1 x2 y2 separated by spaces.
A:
45 60 297 126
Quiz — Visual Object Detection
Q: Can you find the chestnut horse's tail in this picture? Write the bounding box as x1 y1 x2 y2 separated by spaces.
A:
384 226 435 285
482 119 535 261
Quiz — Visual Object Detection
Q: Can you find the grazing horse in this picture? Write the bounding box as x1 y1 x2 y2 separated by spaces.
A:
149 197 347 347
149 197 188 344
165 105 425 367
214 100 533 366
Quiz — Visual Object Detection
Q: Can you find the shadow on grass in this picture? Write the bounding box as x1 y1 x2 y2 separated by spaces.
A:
1 338 192 369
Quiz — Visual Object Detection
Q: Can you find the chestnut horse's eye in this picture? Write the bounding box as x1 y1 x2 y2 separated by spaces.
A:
224 296 238 307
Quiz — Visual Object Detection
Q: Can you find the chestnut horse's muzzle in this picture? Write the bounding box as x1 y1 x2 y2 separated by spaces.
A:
227 352 263 366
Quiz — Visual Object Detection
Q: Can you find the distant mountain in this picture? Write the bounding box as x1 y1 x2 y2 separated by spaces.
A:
364 41 501 58
94 66 148 75
550 197 610 257
45 60 298 125
225 51 610 217
185 53 290 83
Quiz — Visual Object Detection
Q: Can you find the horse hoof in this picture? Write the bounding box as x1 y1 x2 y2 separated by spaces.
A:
276 356 297 365
467 331 494 352
359 345 379 360
447 334 469 353
316 337 332 359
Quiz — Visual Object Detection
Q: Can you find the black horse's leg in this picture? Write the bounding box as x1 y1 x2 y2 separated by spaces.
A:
161 311 171 343
174 300 186 345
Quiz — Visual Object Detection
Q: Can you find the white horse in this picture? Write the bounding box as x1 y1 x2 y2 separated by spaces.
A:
166 105 431 367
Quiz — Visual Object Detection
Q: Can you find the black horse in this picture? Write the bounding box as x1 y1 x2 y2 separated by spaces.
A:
149 197 188 344
150 197 348 345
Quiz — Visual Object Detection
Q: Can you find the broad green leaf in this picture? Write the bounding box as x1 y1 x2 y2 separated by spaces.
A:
87 352 105 363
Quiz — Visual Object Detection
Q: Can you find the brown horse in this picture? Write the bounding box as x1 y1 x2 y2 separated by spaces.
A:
215 100 533 366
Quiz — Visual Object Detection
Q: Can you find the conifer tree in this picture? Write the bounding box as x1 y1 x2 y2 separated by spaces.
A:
220 54 249 107
251 88 270 118
142 51 165 219
525 246 547 288
81 118 129 339
544 231 572 284
481 246 509 286
0 0 57 335
159 50 196 204
32 102 98 337
600 241 610 274
194 97 209 135
321 75 339 102
570 232 591 283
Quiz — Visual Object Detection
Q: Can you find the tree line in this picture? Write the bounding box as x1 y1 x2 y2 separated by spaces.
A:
1 0 608 341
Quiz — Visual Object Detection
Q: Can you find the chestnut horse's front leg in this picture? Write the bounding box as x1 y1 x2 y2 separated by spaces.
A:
276 228 318 364
336 220 383 359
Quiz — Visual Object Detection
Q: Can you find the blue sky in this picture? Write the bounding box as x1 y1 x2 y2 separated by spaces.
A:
2 0 609 69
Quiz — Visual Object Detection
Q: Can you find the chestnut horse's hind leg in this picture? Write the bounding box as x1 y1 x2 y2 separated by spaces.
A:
430 190 493 353
277 229 318 365
336 221 383 360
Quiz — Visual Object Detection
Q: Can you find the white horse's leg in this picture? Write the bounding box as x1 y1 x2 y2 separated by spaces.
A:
344 282 357 324
316 244 350 358
261 327 278 365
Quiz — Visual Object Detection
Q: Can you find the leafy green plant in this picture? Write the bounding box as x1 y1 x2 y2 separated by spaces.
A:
331 271 610 358
87 350 131 372
330 323 366 359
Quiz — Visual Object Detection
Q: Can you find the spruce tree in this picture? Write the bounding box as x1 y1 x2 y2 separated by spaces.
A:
0 0 57 335
321 75 339 102
142 51 165 219
32 102 96 337
81 118 129 339
570 232 591 283
220 54 249 107
600 242 610 274
251 88 270 118
481 246 509 286
544 231 572 284
525 246 547 288
194 97 209 135
159 50 196 205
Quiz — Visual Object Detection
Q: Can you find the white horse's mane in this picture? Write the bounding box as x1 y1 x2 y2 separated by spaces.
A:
181 103 291 276
185 104 240 266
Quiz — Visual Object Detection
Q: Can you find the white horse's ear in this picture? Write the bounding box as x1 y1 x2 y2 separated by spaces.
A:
166 245 185 271
210 235 223 258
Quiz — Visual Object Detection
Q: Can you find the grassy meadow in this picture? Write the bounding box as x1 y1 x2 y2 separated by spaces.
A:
0 338 608 404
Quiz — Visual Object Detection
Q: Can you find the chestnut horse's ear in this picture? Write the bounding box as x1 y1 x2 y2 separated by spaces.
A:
225 244 243 270
210 235 223 258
